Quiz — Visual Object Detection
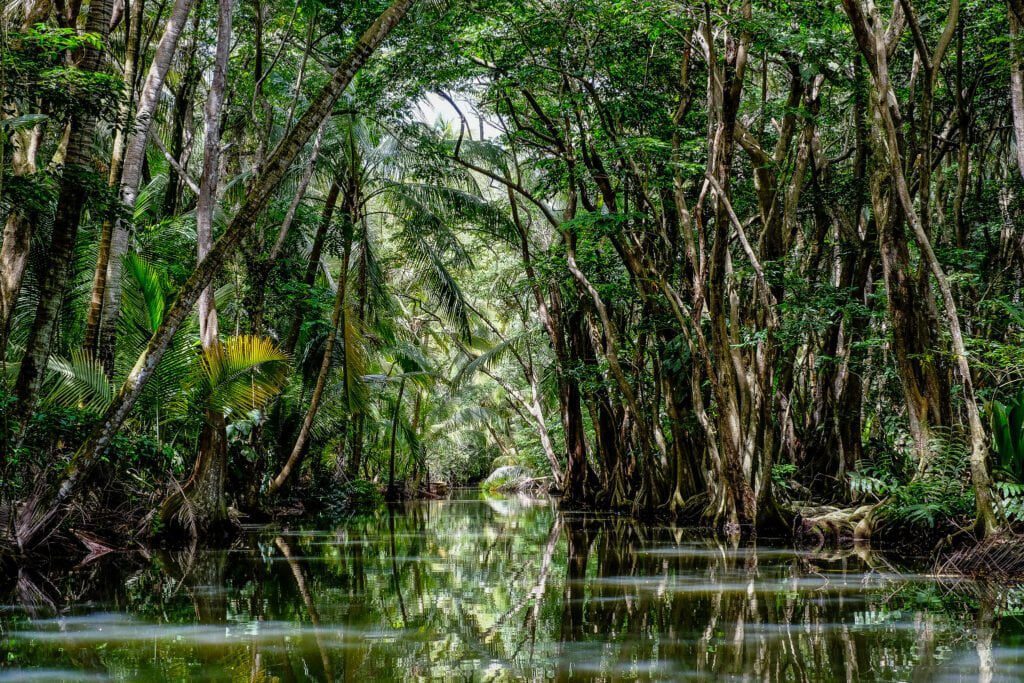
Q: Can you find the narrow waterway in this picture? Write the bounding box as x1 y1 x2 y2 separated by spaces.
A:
1 492 1022 681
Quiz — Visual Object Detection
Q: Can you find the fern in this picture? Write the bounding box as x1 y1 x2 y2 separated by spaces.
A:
873 432 976 529
996 481 1024 523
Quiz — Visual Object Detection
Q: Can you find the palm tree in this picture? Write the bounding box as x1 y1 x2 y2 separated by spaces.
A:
28 256 289 539
267 118 523 494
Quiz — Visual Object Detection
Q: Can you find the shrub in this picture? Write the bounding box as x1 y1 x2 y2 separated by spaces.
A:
991 388 1024 482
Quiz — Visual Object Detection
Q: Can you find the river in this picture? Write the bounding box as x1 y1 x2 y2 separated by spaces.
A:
1 492 1022 680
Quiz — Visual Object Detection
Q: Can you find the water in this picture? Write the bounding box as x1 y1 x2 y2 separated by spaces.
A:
2 492 1023 681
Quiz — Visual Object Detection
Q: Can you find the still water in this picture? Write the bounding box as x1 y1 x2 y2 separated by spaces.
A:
2 492 1023 681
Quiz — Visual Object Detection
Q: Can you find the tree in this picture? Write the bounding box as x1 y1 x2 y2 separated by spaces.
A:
13 0 417 551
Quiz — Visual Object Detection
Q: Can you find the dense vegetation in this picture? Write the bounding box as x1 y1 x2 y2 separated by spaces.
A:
3 0 1024 555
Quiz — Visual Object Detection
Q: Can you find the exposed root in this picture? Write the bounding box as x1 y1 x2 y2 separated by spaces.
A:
792 505 875 551
675 492 708 526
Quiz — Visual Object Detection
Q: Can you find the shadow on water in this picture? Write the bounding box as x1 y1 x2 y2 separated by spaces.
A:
2 492 1023 681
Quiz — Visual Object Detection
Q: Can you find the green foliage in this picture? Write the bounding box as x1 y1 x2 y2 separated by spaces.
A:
198 336 291 417
849 448 907 500
995 481 1024 524
123 254 168 333
6 0 1024 548
2 25 122 122
42 349 112 413
871 434 976 533
321 478 384 515
990 388 1024 482
451 332 531 392
107 431 178 473
771 463 797 487
482 465 532 492
23 24 105 55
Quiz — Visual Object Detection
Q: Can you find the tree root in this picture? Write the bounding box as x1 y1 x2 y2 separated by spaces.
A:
792 504 876 551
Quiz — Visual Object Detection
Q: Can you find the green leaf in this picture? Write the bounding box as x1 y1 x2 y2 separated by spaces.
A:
200 335 291 416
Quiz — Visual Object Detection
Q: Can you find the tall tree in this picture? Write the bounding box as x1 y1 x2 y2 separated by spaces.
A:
84 0 199 373
158 0 233 536
12 0 118 418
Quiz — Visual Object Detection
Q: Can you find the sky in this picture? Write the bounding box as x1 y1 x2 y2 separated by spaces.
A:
417 92 503 141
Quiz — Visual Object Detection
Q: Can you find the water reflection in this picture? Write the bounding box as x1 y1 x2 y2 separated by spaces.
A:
1 493 1022 681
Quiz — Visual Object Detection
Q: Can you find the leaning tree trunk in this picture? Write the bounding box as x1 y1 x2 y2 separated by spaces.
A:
15 0 417 553
283 177 342 356
157 0 232 539
87 0 198 374
267 228 352 495
245 119 325 333
248 118 329 333
12 0 117 420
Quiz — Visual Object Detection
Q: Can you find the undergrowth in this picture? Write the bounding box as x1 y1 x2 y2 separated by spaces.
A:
851 431 976 544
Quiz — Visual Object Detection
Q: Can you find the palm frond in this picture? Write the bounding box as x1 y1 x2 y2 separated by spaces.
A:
399 231 472 340
450 138 513 178
133 173 169 224
339 301 370 413
42 349 113 413
200 335 291 416
451 334 527 392
387 181 519 248
122 252 166 333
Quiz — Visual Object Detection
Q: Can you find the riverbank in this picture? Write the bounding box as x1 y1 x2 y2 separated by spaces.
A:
4 485 1024 586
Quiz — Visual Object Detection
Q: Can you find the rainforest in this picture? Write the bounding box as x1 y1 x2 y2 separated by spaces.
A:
4 0 1024 679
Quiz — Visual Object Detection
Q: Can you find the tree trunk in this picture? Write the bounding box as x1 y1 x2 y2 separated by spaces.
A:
248 118 329 333
0 0 55 356
82 0 146 356
283 178 342 356
843 0 1001 538
559 306 598 505
386 376 406 501
267 230 352 495
1010 0 1024 180
161 30 202 217
13 0 117 420
0 213 33 360
92 0 199 373
706 0 757 535
345 191 371 481
157 0 232 538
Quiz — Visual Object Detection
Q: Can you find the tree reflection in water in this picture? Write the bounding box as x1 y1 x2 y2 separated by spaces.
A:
1 494 1022 681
